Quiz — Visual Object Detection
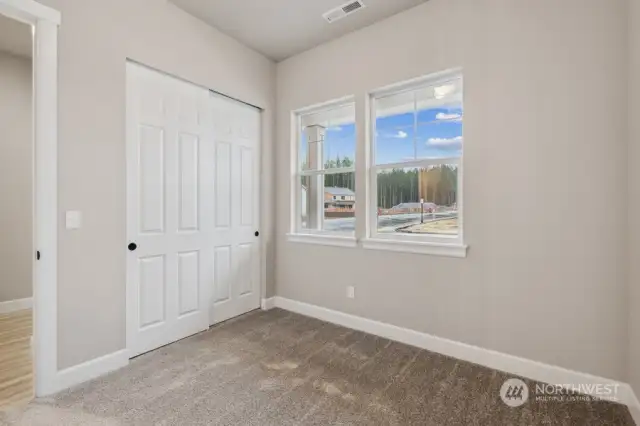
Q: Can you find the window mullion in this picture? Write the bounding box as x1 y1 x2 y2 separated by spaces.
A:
354 94 367 241
369 167 378 239
413 91 418 160
367 95 377 239
295 173 301 232
316 174 324 231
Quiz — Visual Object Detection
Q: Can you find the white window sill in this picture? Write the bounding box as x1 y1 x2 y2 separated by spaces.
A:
286 233 358 248
362 238 468 258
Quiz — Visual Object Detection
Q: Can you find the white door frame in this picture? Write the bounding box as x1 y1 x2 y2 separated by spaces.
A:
0 0 61 396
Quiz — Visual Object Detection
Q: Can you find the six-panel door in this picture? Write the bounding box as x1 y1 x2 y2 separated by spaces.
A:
209 93 261 325
126 63 260 357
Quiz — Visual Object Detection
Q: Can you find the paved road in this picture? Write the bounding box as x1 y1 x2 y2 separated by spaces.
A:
323 212 456 233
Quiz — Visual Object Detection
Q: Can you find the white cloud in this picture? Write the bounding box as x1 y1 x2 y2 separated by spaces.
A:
380 130 409 139
427 136 463 150
327 126 342 132
435 112 462 121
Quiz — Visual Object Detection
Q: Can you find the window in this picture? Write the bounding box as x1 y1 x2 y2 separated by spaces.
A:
289 70 466 256
369 71 463 245
293 99 356 238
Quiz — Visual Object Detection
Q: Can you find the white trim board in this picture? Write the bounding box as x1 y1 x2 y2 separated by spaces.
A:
0 0 60 25
272 296 638 411
261 298 275 310
629 389 640 425
0 297 33 314
52 350 129 395
0 0 60 397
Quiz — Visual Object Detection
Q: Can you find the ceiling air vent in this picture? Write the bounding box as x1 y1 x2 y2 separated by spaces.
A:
323 0 366 23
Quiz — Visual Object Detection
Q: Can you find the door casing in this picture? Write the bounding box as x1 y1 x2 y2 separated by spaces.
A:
0 0 61 397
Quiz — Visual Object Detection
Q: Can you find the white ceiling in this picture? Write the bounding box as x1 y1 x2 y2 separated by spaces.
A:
169 0 428 61
0 14 32 58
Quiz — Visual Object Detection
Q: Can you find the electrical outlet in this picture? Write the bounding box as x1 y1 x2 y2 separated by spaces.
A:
346 286 355 299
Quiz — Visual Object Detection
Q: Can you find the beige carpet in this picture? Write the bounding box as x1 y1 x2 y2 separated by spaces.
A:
0 309 634 425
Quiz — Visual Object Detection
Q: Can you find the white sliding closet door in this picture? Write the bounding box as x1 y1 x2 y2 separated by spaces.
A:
210 93 261 325
126 62 214 357
126 62 262 356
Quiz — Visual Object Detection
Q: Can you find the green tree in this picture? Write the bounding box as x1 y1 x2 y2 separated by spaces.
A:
324 156 355 191
376 165 457 209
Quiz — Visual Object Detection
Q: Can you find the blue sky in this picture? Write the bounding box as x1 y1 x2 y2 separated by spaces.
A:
300 105 463 167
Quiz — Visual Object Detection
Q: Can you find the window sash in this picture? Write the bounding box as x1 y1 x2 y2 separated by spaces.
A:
295 170 356 236
299 166 356 176
297 98 356 174
371 68 462 103
368 71 463 244
371 157 460 171
293 97 357 236
367 159 463 244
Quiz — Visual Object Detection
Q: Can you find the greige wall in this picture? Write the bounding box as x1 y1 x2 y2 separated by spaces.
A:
37 0 276 370
0 51 32 304
276 0 629 380
629 0 640 399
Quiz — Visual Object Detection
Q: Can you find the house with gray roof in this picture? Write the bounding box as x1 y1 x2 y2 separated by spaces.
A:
324 187 355 209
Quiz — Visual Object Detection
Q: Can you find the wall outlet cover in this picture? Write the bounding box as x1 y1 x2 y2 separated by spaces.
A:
65 210 82 229
347 286 355 299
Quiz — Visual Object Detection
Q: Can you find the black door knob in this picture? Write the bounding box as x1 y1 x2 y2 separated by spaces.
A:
254 231 259 237
128 242 137 251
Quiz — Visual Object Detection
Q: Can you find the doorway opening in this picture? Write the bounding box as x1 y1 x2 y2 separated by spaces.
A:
0 0 60 400
0 13 33 410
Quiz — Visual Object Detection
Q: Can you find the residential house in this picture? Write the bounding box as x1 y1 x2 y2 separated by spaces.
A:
324 186 355 210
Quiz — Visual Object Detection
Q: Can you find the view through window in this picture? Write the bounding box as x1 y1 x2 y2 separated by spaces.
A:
372 73 462 239
297 102 356 234
292 71 463 241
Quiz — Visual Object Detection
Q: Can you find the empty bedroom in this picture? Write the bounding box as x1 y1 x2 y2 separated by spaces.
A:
0 0 640 425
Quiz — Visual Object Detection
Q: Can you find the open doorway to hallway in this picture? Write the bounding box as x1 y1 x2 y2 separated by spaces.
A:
0 13 33 410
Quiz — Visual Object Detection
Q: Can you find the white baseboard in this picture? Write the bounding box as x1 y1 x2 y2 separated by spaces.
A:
52 349 129 395
628 387 640 425
0 297 33 314
261 297 275 310
273 296 637 411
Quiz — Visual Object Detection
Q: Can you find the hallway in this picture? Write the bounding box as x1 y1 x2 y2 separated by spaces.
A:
0 309 32 410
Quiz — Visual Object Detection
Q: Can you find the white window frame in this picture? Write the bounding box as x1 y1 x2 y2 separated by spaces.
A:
288 97 358 247
363 69 468 257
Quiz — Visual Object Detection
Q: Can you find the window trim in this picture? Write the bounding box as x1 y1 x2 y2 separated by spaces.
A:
367 68 465 248
288 69 468 257
361 238 468 258
286 232 357 248
370 67 463 100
